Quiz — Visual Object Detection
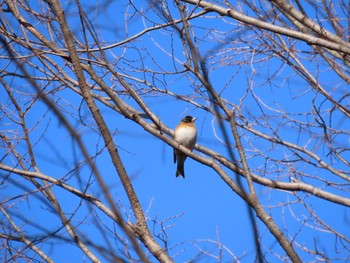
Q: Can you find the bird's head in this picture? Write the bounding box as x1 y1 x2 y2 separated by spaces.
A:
182 116 196 123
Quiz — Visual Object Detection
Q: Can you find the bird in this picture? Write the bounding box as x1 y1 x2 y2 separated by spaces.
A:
173 115 197 178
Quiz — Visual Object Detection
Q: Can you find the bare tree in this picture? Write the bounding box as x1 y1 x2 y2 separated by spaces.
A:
0 0 349 262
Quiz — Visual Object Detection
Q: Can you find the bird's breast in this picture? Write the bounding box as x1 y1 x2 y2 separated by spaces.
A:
174 126 197 149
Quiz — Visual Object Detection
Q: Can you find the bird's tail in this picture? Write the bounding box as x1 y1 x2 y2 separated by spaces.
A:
176 163 185 178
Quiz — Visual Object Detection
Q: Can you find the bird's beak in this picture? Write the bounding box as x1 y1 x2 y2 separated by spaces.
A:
192 117 197 122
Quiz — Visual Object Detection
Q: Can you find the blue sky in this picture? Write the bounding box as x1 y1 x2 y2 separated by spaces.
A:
1 0 350 262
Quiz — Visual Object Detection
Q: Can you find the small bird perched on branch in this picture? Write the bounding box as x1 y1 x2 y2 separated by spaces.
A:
173 116 197 178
